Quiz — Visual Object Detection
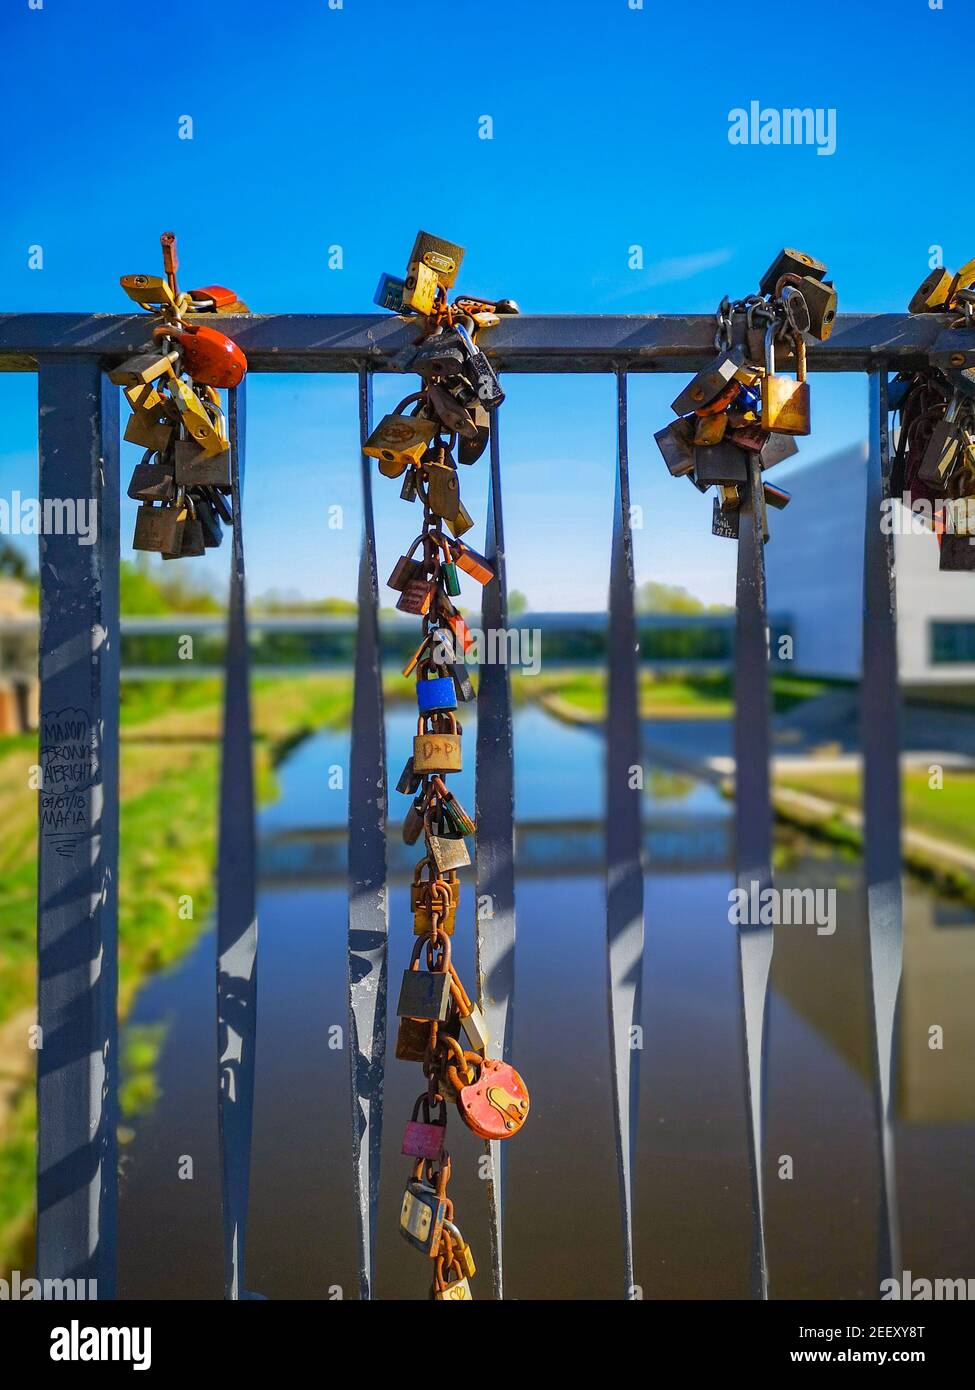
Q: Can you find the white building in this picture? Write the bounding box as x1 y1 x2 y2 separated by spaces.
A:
765 445 975 691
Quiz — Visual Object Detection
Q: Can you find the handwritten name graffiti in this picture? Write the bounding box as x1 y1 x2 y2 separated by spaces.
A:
40 708 97 855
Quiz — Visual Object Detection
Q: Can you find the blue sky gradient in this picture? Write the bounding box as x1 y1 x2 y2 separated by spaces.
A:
0 0 967 608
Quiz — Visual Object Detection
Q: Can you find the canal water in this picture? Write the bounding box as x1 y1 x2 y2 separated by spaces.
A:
116 705 975 1300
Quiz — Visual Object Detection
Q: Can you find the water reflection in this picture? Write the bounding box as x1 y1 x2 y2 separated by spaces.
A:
116 705 975 1300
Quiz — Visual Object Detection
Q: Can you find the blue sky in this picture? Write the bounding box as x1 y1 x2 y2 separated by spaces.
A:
0 0 967 609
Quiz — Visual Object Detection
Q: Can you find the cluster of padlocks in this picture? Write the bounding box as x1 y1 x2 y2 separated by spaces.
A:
892 256 975 570
655 247 837 541
113 233 247 558
369 232 530 1301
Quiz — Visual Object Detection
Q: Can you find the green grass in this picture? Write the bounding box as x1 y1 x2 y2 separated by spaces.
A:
522 670 829 722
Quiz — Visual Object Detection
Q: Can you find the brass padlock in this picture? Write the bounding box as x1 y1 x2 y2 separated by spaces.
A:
413 714 462 774
412 863 459 935
654 416 696 476
132 503 183 554
363 408 436 472
444 501 474 540
124 404 175 453
761 326 811 436
409 230 465 289
127 461 175 503
396 1015 434 1062
397 936 452 1022
387 536 427 592
424 458 461 522
170 377 226 456
909 267 954 314
428 832 471 874
108 350 179 388
402 260 440 316
693 412 729 446
947 256 975 308
119 272 177 311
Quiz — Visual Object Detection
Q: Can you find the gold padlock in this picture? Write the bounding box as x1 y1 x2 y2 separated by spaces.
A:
434 1273 473 1301
909 267 954 314
693 412 729 446
948 256 975 308
119 273 177 311
170 377 226 456
409 231 465 289
108 350 179 388
124 406 175 453
402 260 440 316
761 326 810 436
413 714 462 774
364 412 437 471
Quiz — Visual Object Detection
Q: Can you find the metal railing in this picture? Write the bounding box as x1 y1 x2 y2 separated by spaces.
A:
3 308 967 1300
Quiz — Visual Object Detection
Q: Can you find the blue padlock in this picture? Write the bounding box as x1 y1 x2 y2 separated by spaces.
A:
417 677 457 714
737 383 761 414
374 272 406 313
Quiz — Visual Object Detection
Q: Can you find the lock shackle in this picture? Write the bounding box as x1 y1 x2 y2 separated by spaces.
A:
393 390 425 416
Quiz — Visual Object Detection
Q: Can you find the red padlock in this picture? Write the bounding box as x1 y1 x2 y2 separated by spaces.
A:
156 323 247 388
188 284 239 309
456 1056 529 1141
402 1093 447 1160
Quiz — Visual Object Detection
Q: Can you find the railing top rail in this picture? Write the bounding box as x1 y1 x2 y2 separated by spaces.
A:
1 312 971 374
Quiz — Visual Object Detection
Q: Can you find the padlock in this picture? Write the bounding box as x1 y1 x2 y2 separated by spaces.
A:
425 382 476 438
400 468 419 503
444 501 474 539
397 577 436 616
443 609 475 655
939 534 975 571
694 441 749 485
170 377 226 456
414 334 468 380
947 257 975 308
119 273 177 311
458 403 491 465
363 404 437 471
760 432 799 470
397 935 452 1022
758 248 828 299
387 536 427 592
442 1223 476 1280
124 404 175 453
780 283 811 337
428 832 471 874
456 1056 530 1141
654 417 696 477
453 322 505 409
411 863 459 935
409 230 465 288
441 559 461 597
671 349 744 416
164 323 247 388
432 778 475 835
693 412 729 447
908 267 954 314
402 260 440 316
396 756 421 796
374 272 407 313
163 500 205 560
763 481 791 510
195 496 224 548
919 395 963 484
424 458 462 522
795 276 837 341
132 503 183 554
448 974 489 1051
174 439 232 488
413 714 462 773
727 422 770 453
433 1270 473 1301
396 1015 434 1062
417 676 457 714
108 350 179 388
402 796 427 846
448 661 476 704
187 284 241 310
761 325 811 435
399 1174 448 1255
711 495 740 540
402 1094 448 1160
127 460 175 503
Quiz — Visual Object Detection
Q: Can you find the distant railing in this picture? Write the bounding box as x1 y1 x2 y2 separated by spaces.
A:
0 307 959 1299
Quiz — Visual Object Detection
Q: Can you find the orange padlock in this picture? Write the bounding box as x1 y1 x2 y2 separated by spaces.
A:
188 284 240 309
454 1055 530 1141
157 323 247 389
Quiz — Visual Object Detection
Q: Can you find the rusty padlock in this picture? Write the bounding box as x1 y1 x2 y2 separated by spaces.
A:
453 1054 530 1141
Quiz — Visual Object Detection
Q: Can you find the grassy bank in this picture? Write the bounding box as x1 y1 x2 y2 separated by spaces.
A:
523 670 828 722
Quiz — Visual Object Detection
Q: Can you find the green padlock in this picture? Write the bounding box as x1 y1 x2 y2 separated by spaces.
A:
442 560 461 597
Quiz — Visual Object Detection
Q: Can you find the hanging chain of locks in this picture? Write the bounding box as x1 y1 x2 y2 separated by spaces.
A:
891 256 975 571
113 233 248 559
655 247 837 541
367 231 530 1301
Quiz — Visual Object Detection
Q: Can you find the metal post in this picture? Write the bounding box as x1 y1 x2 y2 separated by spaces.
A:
475 405 517 1300
605 369 645 1298
347 368 388 1301
860 369 903 1288
733 453 774 1300
216 383 259 1300
36 358 120 1297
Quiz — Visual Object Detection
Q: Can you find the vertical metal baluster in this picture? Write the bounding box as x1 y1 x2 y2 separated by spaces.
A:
734 453 774 1300
605 368 644 1298
347 368 388 1301
36 359 120 1298
475 403 516 1301
861 369 903 1287
217 383 259 1301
